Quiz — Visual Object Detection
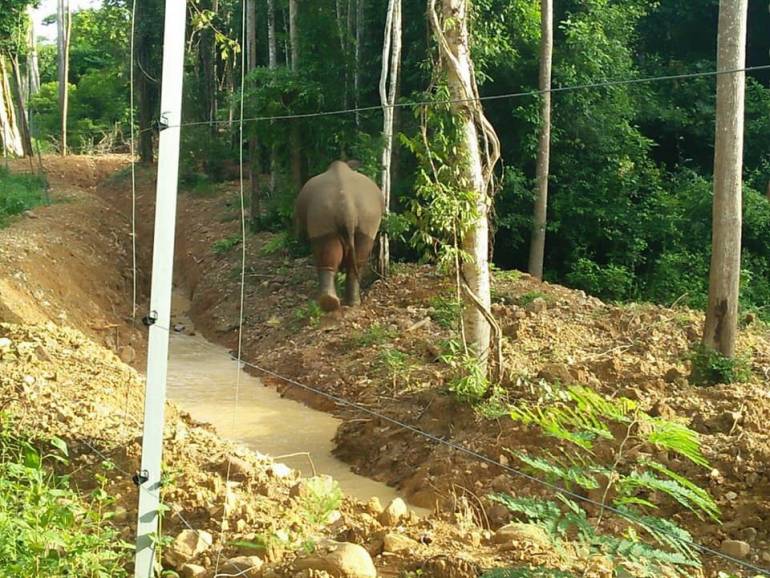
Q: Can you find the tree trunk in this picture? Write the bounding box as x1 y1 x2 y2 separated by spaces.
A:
288 0 302 191
246 0 261 226
288 0 299 71
135 1 157 163
26 7 41 98
10 55 33 157
527 0 553 280
378 0 402 278
702 0 748 358
0 57 24 158
57 0 71 156
354 0 364 126
199 0 219 132
267 0 277 69
429 0 501 373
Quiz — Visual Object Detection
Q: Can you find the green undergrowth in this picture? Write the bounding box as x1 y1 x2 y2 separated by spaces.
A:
487 384 720 577
688 344 752 386
0 413 130 576
0 167 48 227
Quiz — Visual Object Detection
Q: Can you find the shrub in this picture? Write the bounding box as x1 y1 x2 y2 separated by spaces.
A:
689 344 752 386
0 415 130 576
491 385 719 577
212 235 241 254
565 258 635 301
440 339 490 402
0 168 48 226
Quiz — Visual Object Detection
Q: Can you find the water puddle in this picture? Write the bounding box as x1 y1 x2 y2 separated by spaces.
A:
165 291 403 505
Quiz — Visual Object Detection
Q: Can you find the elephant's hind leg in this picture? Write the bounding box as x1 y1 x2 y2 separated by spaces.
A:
311 234 344 311
343 232 375 307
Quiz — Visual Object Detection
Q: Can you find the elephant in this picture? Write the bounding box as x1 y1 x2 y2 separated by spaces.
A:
294 160 384 312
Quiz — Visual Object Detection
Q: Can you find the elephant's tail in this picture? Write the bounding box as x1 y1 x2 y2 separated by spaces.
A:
343 225 359 278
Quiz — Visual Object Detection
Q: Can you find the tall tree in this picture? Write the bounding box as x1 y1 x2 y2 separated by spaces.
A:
134 0 161 163
354 0 364 126
26 6 40 98
0 57 24 158
378 0 402 277
288 0 302 191
9 54 33 157
428 0 501 373
288 0 299 70
57 0 71 155
527 0 553 280
266 0 277 69
246 0 261 225
703 0 749 358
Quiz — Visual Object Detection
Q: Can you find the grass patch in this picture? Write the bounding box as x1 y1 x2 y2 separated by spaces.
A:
0 167 47 227
347 323 396 348
212 235 241 254
428 295 461 330
0 414 130 576
515 290 550 307
689 344 752 386
293 301 322 327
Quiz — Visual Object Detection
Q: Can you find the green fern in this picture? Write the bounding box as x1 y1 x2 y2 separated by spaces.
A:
644 418 709 467
512 452 606 491
481 569 576 578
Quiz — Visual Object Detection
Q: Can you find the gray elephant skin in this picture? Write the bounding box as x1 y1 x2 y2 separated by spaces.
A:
294 160 384 312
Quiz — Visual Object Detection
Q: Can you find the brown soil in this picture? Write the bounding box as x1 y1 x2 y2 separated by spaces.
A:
2 155 769 577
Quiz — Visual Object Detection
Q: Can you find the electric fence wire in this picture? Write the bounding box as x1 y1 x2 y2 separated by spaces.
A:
131 63 770 135
144 321 770 577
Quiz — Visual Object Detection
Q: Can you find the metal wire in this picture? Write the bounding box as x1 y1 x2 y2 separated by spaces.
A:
134 63 770 133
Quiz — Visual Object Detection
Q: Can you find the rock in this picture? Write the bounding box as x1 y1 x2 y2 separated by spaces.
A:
119 345 136 364
493 523 551 551
294 541 376 578
379 497 408 526
228 456 255 480
486 502 512 529
35 345 52 362
180 564 208 578
365 497 383 516
0 337 12 349
720 539 751 559
664 367 684 383
269 462 293 479
538 362 573 385
174 324 186 332
724 491 738 502
761 551 770 564
383 533 418 553
164 529 214 567
219 556 264 577
738 527 757 542
23 210 38 219
113 506 128 523
525 297 547 314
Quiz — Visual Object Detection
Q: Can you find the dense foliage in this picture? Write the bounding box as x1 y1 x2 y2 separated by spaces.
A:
0 166 47 226
7 0 770 316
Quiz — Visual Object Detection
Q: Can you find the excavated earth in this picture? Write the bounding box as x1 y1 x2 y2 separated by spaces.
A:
1 155 769 578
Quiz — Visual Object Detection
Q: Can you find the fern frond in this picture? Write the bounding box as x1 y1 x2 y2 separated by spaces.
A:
614 508 701 566
567 386 636 422
644 417 709 467
481 568 576 578
641 460 719 521
618 470 719 521
513 452 605 490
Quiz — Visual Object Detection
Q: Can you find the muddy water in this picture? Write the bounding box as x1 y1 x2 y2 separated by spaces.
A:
165 294 402 505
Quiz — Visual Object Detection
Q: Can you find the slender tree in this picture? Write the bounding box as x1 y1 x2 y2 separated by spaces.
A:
288 0 302 191
267 0 277 69
378 0 402 277
57 0 71 155
527 0 553 280
9 54 32 157
354 0 364 127
703 0 749 358
428 0 501 373
246 0 261 225
0 56 24 157
26 6 40 98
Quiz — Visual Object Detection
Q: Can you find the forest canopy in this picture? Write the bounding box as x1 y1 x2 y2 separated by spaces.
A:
2 0 770 318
